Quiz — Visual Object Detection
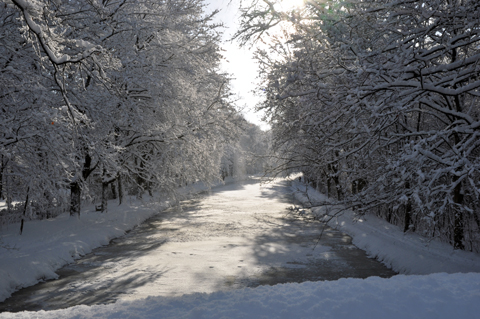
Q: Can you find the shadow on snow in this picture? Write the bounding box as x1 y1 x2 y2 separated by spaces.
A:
0 176 396 313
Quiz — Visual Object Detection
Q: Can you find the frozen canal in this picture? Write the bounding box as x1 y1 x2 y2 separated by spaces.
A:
0 178 395 312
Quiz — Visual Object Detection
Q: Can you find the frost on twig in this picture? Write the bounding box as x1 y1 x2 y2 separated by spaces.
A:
11 0 102 66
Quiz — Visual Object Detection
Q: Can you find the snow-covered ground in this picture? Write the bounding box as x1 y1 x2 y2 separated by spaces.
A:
0 179 225 304
0 177 479 318
1 272 479 319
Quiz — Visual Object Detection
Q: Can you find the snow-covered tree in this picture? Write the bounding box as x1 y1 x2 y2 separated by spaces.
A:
1 0 241 226
237 0 480 251
220 120 270 179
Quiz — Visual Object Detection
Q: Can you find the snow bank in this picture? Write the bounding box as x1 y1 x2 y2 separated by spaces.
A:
291 180 480 275
0 198 163 303
0 178 228 303
1 272 479 319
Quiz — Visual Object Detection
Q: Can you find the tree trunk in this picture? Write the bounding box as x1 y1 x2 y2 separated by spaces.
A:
449 45 465 249
69 153 97 217
5 173 12 214
327 177 331 198
101 180 108 213
387 207 393 223
453 181 464 250
135 157 144 199
147 185 153 197
111 182 117 200
404 202 412 233
403 182 412 233
19 187 30 235
118 174 123 205
70 181 81 216
100 168 108 213
0 155 4 200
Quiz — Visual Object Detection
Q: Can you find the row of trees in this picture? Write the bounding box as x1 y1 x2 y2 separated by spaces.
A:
237 0 480 251
0 0 250 226
221 123 271 179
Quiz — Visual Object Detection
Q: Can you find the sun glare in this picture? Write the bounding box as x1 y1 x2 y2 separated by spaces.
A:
277 0 305 11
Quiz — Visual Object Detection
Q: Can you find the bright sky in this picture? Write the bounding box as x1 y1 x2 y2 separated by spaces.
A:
205 0 306 131
205 0 269 130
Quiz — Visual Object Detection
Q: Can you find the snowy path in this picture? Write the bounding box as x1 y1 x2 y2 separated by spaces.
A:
0 177 394 312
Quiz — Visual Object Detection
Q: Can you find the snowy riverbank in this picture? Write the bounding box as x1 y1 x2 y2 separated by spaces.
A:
290 179 480 275
0 179 229 304
0 177 479 318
